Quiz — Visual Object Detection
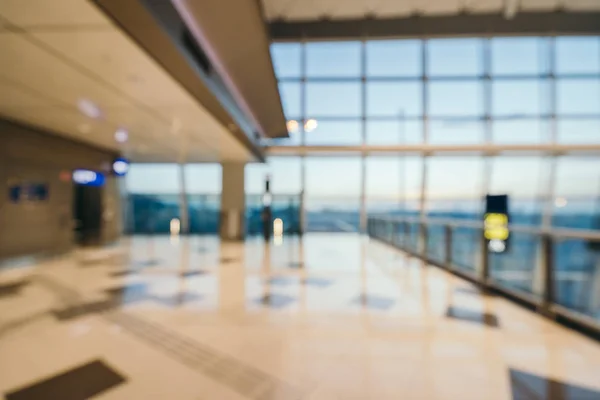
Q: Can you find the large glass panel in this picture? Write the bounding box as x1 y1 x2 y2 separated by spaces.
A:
427 224 446 264
245 159 302 235
366 120 423 145
555 37 600 75
304 120 362 146
366 39 422 77
245 163 268 194
492 80 548 117
306 41 361 77
269 157 302 234
126 164 181 194
278 82 301 118
557 79 600 115
557 119 600 144
425 156 484 219
427 38 483 76
489 156 547 226
552 157 600 230
553 238 600 321
126 164 182 234
305 82 361 117
305 157 361 232
489 232 540 296
366 82 422 117
270 43 302 78
428 81 483 117
268 157 302 194
428 120 484 144
451 226 481 274
184 164 221 194
185 164 221 234
491 37 549 75
127 194 180 234
187 194 219 234
366 156 401 214
403 156 423 216
492 119 549 144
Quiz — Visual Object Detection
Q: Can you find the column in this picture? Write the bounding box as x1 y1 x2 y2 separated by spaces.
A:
177 164 190 234
220 162 245 240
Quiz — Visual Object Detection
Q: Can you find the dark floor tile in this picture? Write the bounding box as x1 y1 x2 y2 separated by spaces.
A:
255 294 296 309
287 261 304 269
446 306 499 328
104 283 151 306
130 259 161 269
303 277 333 288
0 280 29 298
110 270 137 277
180 270 207 278
352 294 395 310
268 277 297 286
51 300 115 321
154 293 203 307
220 257 238 264
4 359 126 400
509 369 600 400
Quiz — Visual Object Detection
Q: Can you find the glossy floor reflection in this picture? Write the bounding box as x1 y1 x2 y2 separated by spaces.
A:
0 234 599 400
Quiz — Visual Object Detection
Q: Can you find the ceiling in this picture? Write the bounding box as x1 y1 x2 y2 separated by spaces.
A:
0 0 253 163
261 0 600 21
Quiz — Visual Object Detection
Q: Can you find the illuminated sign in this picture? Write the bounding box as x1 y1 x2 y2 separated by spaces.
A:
73 169 105 186
484 195 509 253
112 157 130 177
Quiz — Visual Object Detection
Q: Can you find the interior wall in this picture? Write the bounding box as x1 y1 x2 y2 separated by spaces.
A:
0 119 123 260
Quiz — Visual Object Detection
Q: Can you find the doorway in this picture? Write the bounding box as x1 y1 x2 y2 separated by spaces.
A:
73 184 103 245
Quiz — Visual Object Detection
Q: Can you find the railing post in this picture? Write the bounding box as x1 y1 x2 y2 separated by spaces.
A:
481 230 490 289
445 224 452 269
540 234 556 317
420 222 428 259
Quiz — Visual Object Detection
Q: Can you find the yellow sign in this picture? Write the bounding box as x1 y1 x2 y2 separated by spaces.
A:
484 213 509 240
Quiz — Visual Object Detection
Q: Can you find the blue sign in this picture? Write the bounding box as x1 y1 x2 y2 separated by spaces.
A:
8 183 49 203
112 157 130 177
73 169 105 186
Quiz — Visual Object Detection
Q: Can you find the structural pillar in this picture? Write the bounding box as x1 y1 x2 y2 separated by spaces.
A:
220 162 245 241
178 163 189 234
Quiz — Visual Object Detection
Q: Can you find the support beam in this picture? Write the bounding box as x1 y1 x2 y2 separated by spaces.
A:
269 12 600 41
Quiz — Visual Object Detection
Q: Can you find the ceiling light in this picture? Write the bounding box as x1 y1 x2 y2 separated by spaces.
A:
77 99 102 119
114 128 128 143
304 119 318 132
286 120 299 133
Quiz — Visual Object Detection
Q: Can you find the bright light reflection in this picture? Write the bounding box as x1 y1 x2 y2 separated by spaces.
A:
273 218 283 236
555 197 568 208
286 120 299 133
304 119 318 132
170 218 181 235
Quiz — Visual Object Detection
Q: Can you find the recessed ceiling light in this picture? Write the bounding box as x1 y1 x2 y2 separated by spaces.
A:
77 99 102 119
114 128 128 143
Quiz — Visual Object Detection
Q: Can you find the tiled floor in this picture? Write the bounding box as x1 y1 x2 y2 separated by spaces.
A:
1 233 599 400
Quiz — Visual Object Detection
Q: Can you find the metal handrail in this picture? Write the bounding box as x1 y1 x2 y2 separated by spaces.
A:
367 214 600 338
368 215 600 241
